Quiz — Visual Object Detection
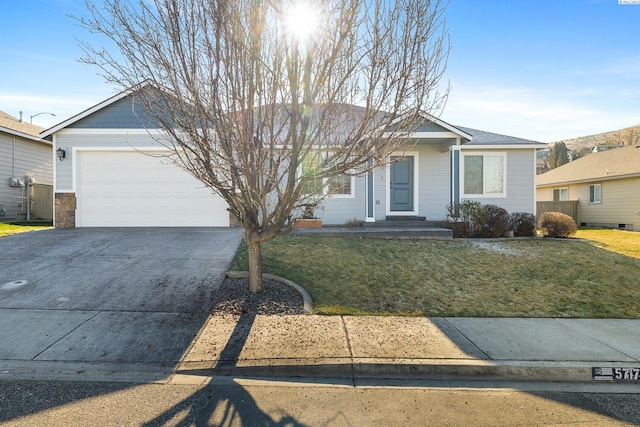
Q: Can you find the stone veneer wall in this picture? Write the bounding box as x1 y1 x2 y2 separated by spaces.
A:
55 193 76 228
229 210 241 228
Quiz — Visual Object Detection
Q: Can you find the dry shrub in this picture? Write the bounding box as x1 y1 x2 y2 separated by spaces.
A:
538 212 577 238
479 204 510 238
510 212 537 237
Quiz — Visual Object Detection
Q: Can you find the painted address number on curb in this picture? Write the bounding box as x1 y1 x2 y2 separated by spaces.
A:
593 367 640 381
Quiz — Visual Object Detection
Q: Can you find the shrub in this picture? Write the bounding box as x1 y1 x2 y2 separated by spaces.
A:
538 212 577 238
446 200 483 238
478 204 510 238
510 212 537 237
344 218 363 227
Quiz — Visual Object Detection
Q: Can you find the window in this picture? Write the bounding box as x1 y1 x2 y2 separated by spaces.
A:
463 153 506 196
589 184 601 203
300 153 354 198
553 187 568 201
301 153 323 195
327 174 353 196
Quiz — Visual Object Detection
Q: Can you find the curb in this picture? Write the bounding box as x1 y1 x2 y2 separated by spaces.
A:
175 360 637 384
225 271 314 314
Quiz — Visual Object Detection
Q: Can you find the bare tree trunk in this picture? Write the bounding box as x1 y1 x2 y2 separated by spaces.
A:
245 230 263 293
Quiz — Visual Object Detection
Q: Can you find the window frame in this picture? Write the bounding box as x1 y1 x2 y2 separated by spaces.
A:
553 187 569 201
461 152 507 198
588 183 601 204
326 173 355 198
299 152 355 199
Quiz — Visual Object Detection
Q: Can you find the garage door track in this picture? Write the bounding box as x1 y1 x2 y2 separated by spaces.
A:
0 227 243 382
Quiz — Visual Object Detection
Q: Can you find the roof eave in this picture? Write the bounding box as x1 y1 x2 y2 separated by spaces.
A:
0 126 51 145
537 172 640 188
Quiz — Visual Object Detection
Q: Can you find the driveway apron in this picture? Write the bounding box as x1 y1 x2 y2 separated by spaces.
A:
0 227 243 380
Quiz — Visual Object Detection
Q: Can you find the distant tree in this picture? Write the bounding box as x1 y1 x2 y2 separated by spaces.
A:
549 142 569 169
75 0 450 292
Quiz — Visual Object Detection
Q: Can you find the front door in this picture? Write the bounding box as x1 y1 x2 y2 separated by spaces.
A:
390 155 414 212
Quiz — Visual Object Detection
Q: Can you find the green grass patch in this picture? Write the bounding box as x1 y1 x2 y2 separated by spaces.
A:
230 234 640 318
0 222 53 238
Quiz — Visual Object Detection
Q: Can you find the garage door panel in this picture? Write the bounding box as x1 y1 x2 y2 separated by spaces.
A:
76 151 229 227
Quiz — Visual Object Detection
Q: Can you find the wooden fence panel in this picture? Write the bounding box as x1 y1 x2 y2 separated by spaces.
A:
536 201 579 223
32 184 53 221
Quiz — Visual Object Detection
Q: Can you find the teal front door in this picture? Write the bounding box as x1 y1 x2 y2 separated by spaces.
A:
390 156 414 212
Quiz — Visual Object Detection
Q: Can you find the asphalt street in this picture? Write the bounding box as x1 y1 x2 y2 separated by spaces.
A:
1 378 640 426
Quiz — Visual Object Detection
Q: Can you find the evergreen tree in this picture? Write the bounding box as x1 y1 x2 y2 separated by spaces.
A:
549 142 569 169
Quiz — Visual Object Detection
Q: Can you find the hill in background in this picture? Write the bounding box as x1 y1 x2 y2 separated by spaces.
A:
553 125 640 153
537 124 640 174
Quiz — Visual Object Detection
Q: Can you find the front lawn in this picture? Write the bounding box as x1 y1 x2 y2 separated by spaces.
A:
0 222 53 238
230 232 640 318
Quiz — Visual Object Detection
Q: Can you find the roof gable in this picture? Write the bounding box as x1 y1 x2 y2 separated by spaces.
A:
41 81 158 138
537 145 640 186
456 126 546 147
384 110 473 141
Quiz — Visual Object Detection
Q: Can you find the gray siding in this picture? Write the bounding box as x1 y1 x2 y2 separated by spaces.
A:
321 177 366 225
0 132 52 220
69 96 161 129
324 145 538 224
54 132 170 191
462 149 536 215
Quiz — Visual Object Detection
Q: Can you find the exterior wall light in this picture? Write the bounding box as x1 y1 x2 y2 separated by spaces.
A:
57 147 66 161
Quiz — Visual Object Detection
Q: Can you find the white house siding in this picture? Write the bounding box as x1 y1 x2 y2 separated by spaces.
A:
0 133 52 220
461 149 537 215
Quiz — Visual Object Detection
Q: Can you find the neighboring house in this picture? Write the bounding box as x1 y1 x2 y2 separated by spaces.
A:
537 145 640 230
0 111 53 221
43 85 547 228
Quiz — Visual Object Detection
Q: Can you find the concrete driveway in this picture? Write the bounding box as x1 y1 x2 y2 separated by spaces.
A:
0 227 243 382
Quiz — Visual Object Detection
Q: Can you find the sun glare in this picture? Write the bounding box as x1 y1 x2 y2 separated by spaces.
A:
285 2 318 39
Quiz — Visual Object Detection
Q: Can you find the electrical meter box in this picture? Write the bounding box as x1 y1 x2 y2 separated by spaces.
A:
9 177 23 187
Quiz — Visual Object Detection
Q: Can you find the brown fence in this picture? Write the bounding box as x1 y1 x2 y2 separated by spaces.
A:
32 184 53 221
536 200 579 223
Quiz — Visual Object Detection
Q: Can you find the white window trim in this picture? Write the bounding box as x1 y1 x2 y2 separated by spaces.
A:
461 152 507 198
327 175 355 199
298 155 355 199
588 183 602 204
554 187 569 201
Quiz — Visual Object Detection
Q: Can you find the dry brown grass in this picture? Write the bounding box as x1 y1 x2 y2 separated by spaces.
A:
231 233 640 318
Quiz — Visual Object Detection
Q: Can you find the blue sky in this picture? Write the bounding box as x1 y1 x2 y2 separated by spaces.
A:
1 0 639 142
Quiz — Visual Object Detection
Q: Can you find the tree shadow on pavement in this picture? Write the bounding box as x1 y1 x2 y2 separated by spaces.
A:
143 309 308 426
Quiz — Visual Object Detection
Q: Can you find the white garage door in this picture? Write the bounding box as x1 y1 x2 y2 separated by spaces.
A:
76 150 229 227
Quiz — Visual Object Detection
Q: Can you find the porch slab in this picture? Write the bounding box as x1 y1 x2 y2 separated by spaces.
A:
291 227 453 240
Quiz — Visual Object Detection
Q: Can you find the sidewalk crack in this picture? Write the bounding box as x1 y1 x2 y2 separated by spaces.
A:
339 316 355 386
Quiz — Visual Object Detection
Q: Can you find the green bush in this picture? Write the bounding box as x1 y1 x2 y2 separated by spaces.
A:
510 212 537 237
538 212 577 238
446 200 484 238
478 204 510 238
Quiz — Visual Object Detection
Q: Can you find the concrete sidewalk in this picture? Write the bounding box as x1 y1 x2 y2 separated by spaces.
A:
178 315 640 384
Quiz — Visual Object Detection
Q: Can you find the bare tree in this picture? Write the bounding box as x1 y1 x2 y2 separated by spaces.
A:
76 0 449 292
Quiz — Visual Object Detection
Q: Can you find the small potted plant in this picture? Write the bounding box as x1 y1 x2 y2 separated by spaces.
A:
294 204 323 229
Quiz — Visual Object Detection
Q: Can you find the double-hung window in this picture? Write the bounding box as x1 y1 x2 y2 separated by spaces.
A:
588 184 601 204
462 153 506 197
